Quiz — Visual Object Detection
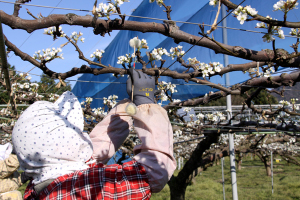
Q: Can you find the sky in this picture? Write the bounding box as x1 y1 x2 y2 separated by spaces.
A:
1 0 143 87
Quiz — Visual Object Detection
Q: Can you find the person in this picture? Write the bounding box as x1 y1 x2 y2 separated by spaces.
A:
0 143 23 200
12 69 176 200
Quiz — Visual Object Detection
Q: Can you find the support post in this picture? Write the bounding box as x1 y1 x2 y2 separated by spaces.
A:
271 151 273 194
222 4 238 200
222 157 226 200
229 133 238 200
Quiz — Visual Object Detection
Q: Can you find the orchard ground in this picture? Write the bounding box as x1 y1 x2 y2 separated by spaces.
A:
151 156 300 200
18 155 300 199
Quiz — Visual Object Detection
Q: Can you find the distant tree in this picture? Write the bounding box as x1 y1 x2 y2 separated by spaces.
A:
37 73 71 95
242 88 278 105
202 89 278 107
0 62 16 104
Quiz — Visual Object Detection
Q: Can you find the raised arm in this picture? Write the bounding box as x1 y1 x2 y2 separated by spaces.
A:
127 69 176 193
89 99 133 164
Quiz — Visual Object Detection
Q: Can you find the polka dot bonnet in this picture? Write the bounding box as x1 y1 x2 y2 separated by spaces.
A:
12 91 93 184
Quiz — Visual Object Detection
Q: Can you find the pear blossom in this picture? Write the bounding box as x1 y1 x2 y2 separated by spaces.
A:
273 0 298 12
70 32 85 44
231 4 258 25
32 47 63 61
90 49 105 60
209 0 218 6
279 100 291 106
149 0 163 7
290 28 300 37
129 37 141 49
86 97 93 104
262 33 276 43
43 26 66 37
256 22 266 28
148 48 169 61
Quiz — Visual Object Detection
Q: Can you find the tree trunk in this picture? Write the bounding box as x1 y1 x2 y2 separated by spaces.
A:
236 153 243 170
167 133 221 200
255 151 271 176
168 178 187 200
263 160 271 176
216 158 220 166
237 159 242 170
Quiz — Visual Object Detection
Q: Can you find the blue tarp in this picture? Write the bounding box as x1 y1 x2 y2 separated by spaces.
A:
72 0 300 108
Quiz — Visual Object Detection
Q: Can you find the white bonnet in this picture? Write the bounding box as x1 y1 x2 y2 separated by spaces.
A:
12 91 93 184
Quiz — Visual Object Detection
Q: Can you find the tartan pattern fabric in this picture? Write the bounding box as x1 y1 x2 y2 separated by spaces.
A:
23 160 151 200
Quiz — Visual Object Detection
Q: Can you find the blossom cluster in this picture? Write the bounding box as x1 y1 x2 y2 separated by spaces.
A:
18 73 32 81
92 107 107 116
279 100 291 106
117 54 132 65
290 28 300 37
263 67 276 77
96 0 129 18
157 81 178 104
117 42 185 65
232 5 258 25
90 49 105 60
43 26 66 37
173 128 200 160
169 45 185 59
86 97 93 104
245 66 275 78
291 98 299 104
273 0 298 13
145 45 185 62
0 108 11 116
19 93 44 102
103 95 118 108
205 112 226 122
187 58 224 77
80 96 118 118
201 62 223 77
32 47 63 61
256 134 300 154
96 3 116 17
149 0 164 7
209 0 219 6
276 99 300 122
256 16 285 42
12 82 39 93
147 48 169 61
48 93 60 102
117 37 147 64
209 1 296 43
157 81 177 93
70 31 85 43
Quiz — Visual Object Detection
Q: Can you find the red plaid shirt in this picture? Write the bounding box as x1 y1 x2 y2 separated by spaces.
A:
23 160 151 200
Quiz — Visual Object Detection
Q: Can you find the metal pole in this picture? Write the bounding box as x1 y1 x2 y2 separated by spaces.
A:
222 157 226 200
229 133 238 199
271 151 273 194
222 4 238 200
221 5 232 118
0 17 17 115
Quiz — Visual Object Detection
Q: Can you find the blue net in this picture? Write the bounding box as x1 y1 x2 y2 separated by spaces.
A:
72 0 300 108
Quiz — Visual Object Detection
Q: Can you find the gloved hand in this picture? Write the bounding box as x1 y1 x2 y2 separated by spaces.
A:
126 68 155 106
